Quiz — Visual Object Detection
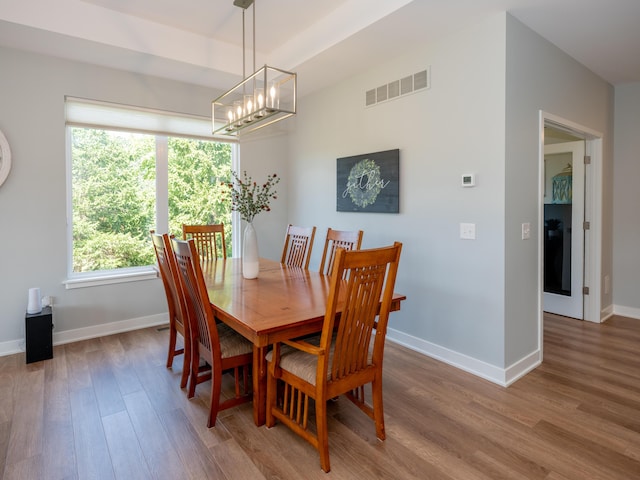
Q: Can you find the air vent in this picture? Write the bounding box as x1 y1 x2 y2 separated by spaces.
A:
400 75 413 95
365 66 430 108
365 89 376 106
414 70 428 90
376 85 388 102
388 80 400 99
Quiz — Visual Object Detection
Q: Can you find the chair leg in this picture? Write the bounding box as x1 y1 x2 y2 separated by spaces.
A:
208 369 222 428
232 365 249 398
265 365 277 428
166 325 177 368
316 397 331 472
180 334 190 389
187 345 200 399
233 366 240 397
372 377 386 440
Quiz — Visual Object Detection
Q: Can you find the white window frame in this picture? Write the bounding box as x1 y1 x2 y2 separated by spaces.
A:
64 97 238 289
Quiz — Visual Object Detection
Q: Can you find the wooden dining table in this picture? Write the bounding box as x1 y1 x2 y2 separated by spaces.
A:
201 257 406 426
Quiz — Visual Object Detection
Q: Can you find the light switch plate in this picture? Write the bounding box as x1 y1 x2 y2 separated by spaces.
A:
521 222 531 240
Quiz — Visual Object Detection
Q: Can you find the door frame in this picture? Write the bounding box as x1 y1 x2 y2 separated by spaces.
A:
538 112 603 349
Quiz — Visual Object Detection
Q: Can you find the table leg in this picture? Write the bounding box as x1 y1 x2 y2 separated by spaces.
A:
252 345 268 426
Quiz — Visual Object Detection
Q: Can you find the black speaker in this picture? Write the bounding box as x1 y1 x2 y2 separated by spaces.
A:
25 306 53 364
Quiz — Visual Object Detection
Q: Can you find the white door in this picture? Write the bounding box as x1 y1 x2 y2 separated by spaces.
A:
543 140 585 319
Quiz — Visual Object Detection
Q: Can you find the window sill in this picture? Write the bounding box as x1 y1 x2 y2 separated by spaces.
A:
64 268 158 289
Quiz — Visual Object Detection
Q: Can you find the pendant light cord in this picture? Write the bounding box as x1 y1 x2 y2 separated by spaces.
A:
241 7 246 79
241 1 256 85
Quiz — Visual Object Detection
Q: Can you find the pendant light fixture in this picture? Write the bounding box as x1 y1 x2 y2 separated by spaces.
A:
212 0 297 136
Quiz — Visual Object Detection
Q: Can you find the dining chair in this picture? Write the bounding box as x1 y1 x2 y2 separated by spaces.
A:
171 238 253 427
266 242 403 472
150 230 190 389
182 223 227 261
280 224 316 269
318 228 364 276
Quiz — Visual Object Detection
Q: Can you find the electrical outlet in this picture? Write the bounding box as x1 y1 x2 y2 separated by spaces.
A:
460 223 476 240
521 222 530 240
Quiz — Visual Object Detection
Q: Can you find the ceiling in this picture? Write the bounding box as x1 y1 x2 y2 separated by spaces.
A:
0 0 639 97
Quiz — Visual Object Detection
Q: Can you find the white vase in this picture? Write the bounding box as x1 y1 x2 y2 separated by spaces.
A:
242 221 259 279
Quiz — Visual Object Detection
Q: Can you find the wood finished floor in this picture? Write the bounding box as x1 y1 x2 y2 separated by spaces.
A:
1 314 640 479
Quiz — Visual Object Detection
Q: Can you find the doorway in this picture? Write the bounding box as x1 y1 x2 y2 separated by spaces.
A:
543 139 585 319
538 111 603 331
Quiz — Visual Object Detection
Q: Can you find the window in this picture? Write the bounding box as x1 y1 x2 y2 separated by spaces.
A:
65 98 236 286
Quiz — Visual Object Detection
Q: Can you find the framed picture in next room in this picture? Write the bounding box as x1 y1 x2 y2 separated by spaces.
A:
336 149 399 213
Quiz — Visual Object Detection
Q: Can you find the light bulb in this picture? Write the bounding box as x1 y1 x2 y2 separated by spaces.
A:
255 88 264 118
244 95 254 123
226 108 234 131
267 83 279 111
234 100 243 127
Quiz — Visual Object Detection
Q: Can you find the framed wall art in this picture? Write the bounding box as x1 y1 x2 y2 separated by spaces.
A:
336 149 399 213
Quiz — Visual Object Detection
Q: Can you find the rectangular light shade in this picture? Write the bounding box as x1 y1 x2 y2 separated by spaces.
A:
212 65 296 136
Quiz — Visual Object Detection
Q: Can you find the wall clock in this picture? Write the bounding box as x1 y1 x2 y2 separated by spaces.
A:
0 129 11 187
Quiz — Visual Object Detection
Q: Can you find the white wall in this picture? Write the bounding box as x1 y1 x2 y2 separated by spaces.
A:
250 12 616 384
504 15 613 366
236 132 290 261
613 82 640 317
0 46 235 353
281 14 509 376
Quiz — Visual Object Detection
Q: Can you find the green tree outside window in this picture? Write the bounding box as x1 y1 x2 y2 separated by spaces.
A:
71 127 232 272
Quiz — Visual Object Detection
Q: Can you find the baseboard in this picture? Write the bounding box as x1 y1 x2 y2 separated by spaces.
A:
504 349 542 386
601 303 615 321
0 313 169 358
0 339 24 357
2 313 550 388
53 313 169 345
612 304 640 320
387 327 540 387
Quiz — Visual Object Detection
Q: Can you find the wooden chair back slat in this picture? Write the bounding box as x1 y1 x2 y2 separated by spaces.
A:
182 224 227 261
171 237 253 427
318 228 363 276
281 224 316 269
150 230 190 387
172 239 218 364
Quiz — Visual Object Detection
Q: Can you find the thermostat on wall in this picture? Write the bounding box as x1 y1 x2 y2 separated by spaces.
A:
461 173 475 187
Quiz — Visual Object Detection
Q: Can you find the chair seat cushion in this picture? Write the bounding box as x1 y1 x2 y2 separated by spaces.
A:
267 335 377 386
266 335 334 386
218 322 253 358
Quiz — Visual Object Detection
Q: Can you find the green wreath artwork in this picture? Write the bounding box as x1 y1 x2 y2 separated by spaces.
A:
336 149 399 213
344 158 384 208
